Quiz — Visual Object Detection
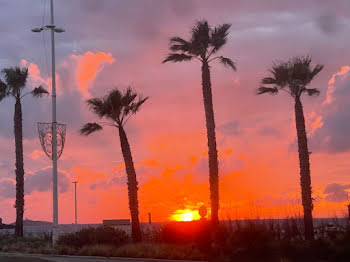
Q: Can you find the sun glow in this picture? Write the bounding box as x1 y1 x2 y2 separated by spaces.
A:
170 209 201 221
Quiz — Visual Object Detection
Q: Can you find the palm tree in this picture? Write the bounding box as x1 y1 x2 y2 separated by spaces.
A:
258 56 324 240
0 66 49 237
80 87 148 242
163 20 236 224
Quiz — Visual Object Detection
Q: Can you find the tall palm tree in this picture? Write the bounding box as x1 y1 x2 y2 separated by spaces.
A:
163 20 236 224
258 56 324 240
0 66 49 237
80 87 148 242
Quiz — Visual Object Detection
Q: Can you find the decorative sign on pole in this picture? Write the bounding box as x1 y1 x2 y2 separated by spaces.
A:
38 122 66 160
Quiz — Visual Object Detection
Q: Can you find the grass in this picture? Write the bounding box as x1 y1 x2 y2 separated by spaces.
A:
0 232 54 254
56 243 205 260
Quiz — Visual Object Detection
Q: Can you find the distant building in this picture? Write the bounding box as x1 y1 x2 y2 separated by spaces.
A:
102 219 131 234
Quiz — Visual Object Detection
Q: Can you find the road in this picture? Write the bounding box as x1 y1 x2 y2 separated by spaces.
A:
0 253 202 262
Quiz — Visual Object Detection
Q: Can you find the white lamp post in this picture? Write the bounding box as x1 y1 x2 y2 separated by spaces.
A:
32 0 65 245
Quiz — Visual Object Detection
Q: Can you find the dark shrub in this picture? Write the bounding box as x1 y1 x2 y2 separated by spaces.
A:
57 226 129 248
228 221 278 262
160 220 212 247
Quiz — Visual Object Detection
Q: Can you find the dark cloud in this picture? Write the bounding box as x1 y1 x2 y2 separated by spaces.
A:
258 126 281 137
0 179 15 198
89 163 163 190
81 0 108 12
315 13 344 35
25 168 70 194
323 183 350 202
0 167 70 198
218 121 241 136
0 160 12 171
169 0 197 18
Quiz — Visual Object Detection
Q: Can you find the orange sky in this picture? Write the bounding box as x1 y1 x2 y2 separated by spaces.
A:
0 50 349 224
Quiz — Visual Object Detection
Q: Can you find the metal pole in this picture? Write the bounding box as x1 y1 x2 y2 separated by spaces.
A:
50 0 59 245
148 213 151 224
73 182 78 225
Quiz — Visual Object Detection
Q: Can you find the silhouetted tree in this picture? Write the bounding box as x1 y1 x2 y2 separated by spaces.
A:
258 56 324 240
163 20 237 225
0 66 48 237
80 87 148 242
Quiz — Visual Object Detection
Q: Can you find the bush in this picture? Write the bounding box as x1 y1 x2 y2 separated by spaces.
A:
0 233 53 254
160 220 212 246
210 219 350 262
57 226 129 248
211 220 279 262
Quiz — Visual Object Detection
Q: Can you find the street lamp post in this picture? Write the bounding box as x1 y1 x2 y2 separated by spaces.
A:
32 0 65 245
72 181 78 225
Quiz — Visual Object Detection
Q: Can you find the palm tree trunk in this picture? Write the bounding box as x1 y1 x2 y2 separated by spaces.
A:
201 60 219 225
294 97 314 240
118 126 142 242
14 98 24 237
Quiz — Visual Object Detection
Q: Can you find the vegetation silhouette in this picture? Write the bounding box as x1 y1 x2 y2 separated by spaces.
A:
163 20 237 225
258 55 324 240
0 66 48 237
80 87 148 243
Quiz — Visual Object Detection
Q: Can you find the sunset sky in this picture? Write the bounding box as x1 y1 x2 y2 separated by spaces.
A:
0 0 350 224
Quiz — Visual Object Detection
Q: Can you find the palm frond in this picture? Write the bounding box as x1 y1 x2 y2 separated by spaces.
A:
32 86 49 98
120 87 137 117
121 87 137 106
257 86 278 95
310 64 324 81
268 62 290 88
261 77 277 85
87 97 110 119
290 55 311 67
170 37 188 45
210 23 231 54
80 122 103 136
162 53 194 63
219 56 237 71
190 20 211 56
0 79 9 101
169 37 192 52
304 88 320 96
130 96 149 114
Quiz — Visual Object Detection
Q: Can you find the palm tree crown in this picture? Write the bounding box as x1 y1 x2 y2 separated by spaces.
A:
162 20 236 70
0 66 48 101
80 87 148 135
258 56 323 98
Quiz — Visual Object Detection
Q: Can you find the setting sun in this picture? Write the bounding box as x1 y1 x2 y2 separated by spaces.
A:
170 209 201 221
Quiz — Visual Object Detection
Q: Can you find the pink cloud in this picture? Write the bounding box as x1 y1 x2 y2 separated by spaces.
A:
324 65 350 105
29 150 45 160
71 51 115 97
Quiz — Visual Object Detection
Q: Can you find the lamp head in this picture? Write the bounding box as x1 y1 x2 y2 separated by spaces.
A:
54 28 65 33
31 28 43 33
